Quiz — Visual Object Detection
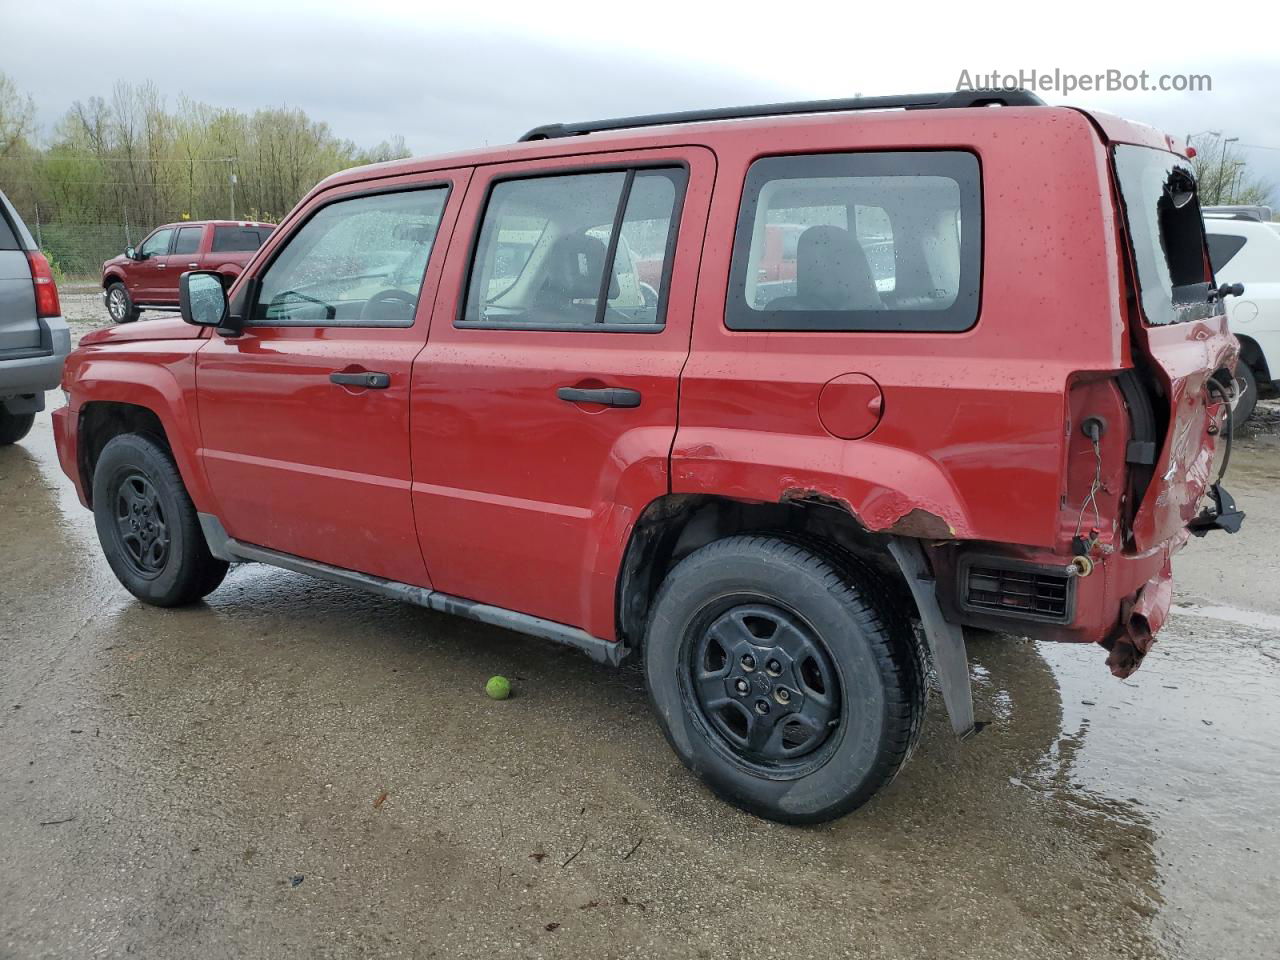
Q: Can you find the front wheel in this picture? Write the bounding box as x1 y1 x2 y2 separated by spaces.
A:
92 433 228 605
105 282 139 323
644 535 926 824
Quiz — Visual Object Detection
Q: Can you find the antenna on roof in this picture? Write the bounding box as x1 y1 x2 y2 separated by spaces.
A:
519 89 1045 142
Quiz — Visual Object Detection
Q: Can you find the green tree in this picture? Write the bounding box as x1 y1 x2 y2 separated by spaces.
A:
1189 133 1274 208
0 75 412 276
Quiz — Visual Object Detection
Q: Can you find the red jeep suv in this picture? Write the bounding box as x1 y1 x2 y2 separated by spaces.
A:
53 90 1244 823
100 220 275 323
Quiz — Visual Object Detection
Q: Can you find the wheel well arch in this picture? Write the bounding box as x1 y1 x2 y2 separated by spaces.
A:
1235 334 1272 383
102 273 124 289
77 402 172 506
615 494 918 649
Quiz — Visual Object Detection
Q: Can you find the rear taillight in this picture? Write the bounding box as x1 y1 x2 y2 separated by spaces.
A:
26 251 61 318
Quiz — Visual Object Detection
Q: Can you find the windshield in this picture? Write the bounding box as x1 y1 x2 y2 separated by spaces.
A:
1113 144 1217 326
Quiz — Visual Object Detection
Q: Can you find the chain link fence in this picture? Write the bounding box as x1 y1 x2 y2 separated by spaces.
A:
17 198 250 283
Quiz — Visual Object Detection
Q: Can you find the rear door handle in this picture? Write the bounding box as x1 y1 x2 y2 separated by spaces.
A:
557 386 641 408
330 371 390 389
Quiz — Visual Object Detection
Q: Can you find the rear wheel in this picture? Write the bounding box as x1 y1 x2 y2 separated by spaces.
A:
0 408 36 445
1231 362 1258 432
643 535 926 824
105 282 139 323
92 433 228 605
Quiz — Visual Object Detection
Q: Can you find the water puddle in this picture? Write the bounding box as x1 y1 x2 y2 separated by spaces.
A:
1171 602 1280 635
1035 614 1280 959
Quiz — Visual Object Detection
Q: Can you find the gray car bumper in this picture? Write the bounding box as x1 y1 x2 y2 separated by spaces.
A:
0 315 71 412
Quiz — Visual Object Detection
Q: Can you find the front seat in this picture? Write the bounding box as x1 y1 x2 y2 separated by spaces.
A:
531 233 619 323
774 224 883 311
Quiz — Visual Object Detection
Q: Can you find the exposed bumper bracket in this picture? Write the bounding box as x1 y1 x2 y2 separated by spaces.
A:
1187 483 1245 537
888 537 977 739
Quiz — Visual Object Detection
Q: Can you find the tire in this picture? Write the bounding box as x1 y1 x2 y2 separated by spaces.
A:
0 408 36 445
92 433 228 606
644 534 927 824
105 282 140 323
1231 362 1258 432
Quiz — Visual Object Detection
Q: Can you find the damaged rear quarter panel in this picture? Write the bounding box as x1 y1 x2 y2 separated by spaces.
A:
671 368 1068 546
671 111 1129 550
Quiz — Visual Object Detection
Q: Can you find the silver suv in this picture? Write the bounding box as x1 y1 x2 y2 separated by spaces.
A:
0 191 69 445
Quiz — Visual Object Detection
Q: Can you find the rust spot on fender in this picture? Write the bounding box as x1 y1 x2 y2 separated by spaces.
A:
884 508 955 539
780 488 958 539
780 487 858 515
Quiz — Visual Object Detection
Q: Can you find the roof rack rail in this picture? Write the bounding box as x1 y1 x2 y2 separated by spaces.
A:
519 89 1046 141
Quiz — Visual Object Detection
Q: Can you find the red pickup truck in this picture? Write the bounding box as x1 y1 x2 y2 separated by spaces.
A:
101 220 275 323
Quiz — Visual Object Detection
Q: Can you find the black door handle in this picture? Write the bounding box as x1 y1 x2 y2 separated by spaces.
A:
557 386 642 408
330 371 390 389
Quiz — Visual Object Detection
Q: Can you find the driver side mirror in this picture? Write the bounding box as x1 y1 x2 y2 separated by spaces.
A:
180 271 229 328
125 246 139 261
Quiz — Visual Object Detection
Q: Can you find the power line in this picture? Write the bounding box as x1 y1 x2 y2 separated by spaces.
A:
2 179 235 187
0 155 238 164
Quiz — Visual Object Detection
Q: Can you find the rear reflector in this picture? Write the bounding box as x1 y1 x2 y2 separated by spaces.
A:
961 561 1072 623
26 251 61 318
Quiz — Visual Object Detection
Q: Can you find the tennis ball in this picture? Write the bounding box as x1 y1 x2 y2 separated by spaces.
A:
485 675 512 700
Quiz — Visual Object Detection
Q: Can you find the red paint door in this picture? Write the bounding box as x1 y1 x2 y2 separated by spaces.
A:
160 225 205 304
411 147 714 638
194 170 470 585
132 226 175 301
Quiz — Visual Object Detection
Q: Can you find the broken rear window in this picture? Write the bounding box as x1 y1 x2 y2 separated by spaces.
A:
1113 145 1216 326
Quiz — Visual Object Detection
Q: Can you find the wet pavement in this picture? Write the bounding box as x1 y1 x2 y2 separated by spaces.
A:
2 308 1278 959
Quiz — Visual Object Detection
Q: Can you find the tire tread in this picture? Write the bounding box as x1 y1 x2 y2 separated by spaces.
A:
92 433 227 605
646 533 928 823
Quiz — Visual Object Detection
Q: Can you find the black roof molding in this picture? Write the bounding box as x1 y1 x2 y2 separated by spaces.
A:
519 89 1046 142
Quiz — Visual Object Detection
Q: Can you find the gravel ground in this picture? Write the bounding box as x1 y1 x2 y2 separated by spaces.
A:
1 306 1278 959
59 289 123 330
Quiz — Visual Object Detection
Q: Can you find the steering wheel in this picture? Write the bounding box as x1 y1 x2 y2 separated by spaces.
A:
360 288 418 323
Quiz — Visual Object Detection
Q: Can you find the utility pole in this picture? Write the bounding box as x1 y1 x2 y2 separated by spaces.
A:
222 157 237 219
1218 137 1238 204
1228 161 1245 205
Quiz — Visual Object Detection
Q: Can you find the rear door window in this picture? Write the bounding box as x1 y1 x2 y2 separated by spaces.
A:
1206 233 1247 273
461 167 687 330
173 226 203 255
1113 145 1215 326
726 151 981 332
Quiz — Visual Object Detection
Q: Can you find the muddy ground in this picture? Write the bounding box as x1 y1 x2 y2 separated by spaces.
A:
2 300 1278 959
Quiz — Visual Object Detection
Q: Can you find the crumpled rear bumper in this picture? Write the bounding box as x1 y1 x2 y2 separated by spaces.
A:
935 526 1194 675
1100 530 1185 677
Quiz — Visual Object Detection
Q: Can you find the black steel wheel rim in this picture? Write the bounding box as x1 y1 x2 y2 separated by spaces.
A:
112 470 170 578
685 598 843 773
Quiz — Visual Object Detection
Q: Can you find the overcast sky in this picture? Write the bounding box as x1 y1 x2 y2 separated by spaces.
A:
3 0 1279 192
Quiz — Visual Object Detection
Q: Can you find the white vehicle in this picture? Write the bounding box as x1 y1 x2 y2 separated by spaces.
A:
1205 217 1280 427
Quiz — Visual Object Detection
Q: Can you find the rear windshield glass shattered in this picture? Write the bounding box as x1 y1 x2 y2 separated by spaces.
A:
1113 145 1215 326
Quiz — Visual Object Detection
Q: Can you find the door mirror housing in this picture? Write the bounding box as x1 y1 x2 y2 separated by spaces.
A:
125 246 139 261
180 271 230 328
